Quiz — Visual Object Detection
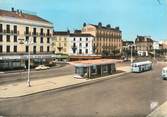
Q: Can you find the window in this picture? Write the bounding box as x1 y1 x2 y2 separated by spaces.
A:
0 35 2 42
40 37 43 43
26 46 29 52
33 28 36 35
26 36 29 42
79 49 82 54
0 45 2 53
6 35 10 42
86 43 88 47
47 29 50 36
14 36 17 42
26 27 29 34
86 38 88 41
73 38 75 41
6 25 10 33
6 46 10 52
47 46 50 52
47 38 50 43
14 25 17 34
0 24 2 33
33 46 36 54
79 43 82 47
33 37 36 43
40 28 43 35
40 46 43 52
102 65 108 73
80 38 82 41
86 49 88 54
14 46 17 52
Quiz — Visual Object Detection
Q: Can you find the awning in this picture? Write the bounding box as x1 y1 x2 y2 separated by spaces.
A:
0 54 56 60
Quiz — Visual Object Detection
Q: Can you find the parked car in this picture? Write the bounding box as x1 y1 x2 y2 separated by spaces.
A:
161 67 167 80
35 65 50 70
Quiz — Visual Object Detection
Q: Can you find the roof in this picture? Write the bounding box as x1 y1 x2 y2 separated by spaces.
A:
69 59 122 67
0 9 51 24
132 61 152 66
89 24 121 32
135 36 153 42
162 67 167 70
70 33 94 37
123 41 134 46
53 31 70 36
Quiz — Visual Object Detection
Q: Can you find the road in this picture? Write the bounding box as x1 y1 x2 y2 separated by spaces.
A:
0 62 128 84
0 63 167 117
0 64 74 83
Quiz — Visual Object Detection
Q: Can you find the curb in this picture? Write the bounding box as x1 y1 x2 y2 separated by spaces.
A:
147 101 167 117
0 71 130 99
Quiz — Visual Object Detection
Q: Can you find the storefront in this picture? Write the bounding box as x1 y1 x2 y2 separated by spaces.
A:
0 54 56 70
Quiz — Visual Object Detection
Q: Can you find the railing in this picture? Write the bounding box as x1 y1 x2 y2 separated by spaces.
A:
24 31 31 36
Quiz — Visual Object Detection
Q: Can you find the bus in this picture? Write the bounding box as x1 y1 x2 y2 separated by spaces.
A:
161 67 167 80
131 61 152 73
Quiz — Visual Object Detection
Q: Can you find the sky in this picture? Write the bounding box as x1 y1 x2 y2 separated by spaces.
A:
0 0 167 41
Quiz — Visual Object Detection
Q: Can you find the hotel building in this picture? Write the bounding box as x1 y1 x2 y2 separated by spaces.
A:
82 22 122 56
69 33 94 56
53 31 70 54
135 35 153 56
0 8 54 70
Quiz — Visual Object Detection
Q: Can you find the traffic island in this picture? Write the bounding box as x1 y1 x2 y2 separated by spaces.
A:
0 66 130 99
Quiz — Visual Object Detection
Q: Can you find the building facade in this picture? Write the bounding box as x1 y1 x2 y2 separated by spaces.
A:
69 33 94 56
0 8 54 70
135 36 153 56
53 31 70 54
82 22 122 56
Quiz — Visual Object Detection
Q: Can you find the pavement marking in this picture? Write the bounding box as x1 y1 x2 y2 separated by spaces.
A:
150 101 159 110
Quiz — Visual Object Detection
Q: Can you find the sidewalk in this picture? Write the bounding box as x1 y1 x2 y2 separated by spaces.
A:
0 66 131 98
147 101 167 117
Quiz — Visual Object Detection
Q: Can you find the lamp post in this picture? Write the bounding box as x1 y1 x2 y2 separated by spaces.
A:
27 42 31 87
19 38 32 87
129 44 136 65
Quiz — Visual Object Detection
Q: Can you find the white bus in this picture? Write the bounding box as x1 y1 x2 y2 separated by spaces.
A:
131 61 152 73
161 67 167 80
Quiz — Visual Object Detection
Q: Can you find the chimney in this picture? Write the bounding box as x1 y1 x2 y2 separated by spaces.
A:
115 26 120 30
11 7 15 12
98 22 102 27
83 22 86 27
106 24 111 28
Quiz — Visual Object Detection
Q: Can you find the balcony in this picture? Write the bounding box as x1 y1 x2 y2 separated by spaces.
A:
24 32 31 36
32 32 38 36
0 30 19 35
46 33 52 37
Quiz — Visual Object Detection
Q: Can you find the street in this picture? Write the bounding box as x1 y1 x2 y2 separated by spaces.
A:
0 63 167 117
0 64 74 84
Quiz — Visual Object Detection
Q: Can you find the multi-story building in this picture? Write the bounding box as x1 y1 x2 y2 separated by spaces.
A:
53 31 70 54
0 8 54 70
69 33 94 56
135 36 153 56
82 22 122 56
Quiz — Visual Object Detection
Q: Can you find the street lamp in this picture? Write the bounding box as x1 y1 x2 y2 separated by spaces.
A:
19 38 33 87
129 44 136 65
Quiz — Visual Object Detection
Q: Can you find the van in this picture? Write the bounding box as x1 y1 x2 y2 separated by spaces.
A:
161 67 167 80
